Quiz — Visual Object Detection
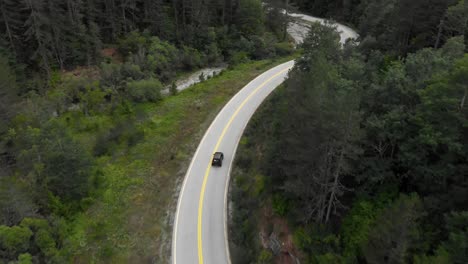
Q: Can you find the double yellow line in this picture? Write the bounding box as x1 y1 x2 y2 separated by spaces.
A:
197 68 289 263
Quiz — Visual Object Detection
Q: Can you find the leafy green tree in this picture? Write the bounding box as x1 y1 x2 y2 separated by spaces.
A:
236 0 265 37
435 0 468 48
17 253 33 264
272 22 363 223
403 55 468 197
145 36 179 76
296 22 341 69
20 217 58 259
356 0 455 55
12 120 93 202
78 81 106 116
39 121 93 201
362 194 423 264
0 225 32 259
126 78 162 103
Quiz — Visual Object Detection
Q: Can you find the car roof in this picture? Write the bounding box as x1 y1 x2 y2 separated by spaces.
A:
213 152 223 158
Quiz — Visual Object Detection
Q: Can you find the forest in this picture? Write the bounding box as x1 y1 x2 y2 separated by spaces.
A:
230 0 468 263
0 0 293 262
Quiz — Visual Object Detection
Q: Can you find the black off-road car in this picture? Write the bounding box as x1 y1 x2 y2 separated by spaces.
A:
212 152 224 167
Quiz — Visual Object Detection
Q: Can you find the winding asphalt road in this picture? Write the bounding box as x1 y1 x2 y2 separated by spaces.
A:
172 14 358 264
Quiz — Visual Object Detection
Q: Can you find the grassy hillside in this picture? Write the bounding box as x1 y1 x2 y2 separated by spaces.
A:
63 55 296 263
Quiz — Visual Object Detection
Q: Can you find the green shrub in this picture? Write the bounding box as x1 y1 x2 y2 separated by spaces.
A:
205 43 222 63
170 82 178 96
93 118 144 156
41 123 94 201
229 51 251 65
235 146 252 169
100 63 145 95
293 227 312 250
100 63 124 91
146 36 179 80
17 253 33 264
20 218 50 232
230 36 254 55
315 253 343 263
126 78 162 103
251 174 265 197
251 34 276 59
35 229 58 258
117 30 149 56
13 120 93 202
272 193 288 216
274 42 294 56
199 72 206 82
120 63 145 81
0 225 32 257
340 200 376 259
257 249 273 263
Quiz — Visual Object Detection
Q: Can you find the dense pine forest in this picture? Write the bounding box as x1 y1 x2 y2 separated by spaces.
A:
230 0 468 263
0 0 294 262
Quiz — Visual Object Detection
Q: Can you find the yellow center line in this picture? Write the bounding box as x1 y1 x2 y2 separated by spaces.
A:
197 67 289 264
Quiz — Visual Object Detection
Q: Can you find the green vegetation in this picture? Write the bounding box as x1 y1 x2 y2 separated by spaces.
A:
0 53 294 262
292 0 468 55
230 1 468 262
0 0 297 262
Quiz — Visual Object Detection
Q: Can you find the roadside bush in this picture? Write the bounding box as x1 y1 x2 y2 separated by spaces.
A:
234 144 253 169
126 78 162 103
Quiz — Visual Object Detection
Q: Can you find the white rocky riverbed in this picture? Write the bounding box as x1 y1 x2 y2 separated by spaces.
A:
162 66 227 95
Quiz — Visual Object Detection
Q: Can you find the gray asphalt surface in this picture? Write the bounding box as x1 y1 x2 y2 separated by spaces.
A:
172 14 357 264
